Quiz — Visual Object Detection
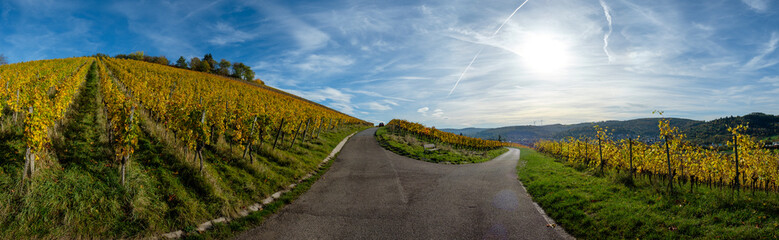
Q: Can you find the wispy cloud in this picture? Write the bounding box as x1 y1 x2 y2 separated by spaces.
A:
759 76 779 86
743 32 779 71
295 54 354 73
599 0 614 63
342 89 413 102
742 0 769 12
209 22 259 45
247 1 330 53
431 108 444 118
283 87 356 115
366 102 392 111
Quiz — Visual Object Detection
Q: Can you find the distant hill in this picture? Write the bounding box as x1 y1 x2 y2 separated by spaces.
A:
442 113 779 146
686 112 779 145
440 127 488 136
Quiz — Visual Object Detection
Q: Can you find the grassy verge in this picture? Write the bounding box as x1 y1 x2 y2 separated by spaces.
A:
375 127 508 164
181 151 338 240
517 148 779 239
0 61 370 238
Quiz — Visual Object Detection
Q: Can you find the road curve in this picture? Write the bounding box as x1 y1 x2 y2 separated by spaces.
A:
236 128 563 240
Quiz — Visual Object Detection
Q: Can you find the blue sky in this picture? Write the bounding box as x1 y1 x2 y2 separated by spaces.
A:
1 0 778 128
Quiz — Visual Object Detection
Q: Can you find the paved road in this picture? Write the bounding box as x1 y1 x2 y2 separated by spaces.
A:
236 128 565 240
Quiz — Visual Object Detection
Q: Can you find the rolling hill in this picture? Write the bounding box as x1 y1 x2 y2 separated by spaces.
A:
443 113 779 146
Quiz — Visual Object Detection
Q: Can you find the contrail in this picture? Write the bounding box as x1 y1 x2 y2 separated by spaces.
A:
493 0 530 36
449 0 530 96
600 0 613 63
448 47 484 96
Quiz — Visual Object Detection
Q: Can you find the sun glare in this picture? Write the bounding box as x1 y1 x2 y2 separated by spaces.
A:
520 33 570 74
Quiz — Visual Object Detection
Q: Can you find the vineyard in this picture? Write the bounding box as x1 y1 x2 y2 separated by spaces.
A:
0 57 92 181
386 119 526 150
0 56 370 238
536 118 779 193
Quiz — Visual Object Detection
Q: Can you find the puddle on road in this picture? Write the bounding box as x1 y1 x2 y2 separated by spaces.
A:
492 189 519 211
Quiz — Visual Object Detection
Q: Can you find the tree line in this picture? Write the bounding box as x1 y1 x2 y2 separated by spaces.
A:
104 51 257 83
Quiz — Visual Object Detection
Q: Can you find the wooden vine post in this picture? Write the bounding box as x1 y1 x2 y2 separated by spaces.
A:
14 89 20 123
665 134 673 193
289 119 305 149
316 118 325 139
628 138 634 179
22 107 35 182
734 135 740 193
243 116 258 162
584 138 589 166
197 110 206 173
272 118 285 150
598 136 604 174
121 106 135 185
300 118 311 142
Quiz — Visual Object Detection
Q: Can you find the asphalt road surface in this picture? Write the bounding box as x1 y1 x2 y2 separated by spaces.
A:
236 128 566 240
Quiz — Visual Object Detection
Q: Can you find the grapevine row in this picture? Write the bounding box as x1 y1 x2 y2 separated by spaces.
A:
386 119 525 150
96 60 138 185
536 119 779 192
100 57 369 167
0 57 93 180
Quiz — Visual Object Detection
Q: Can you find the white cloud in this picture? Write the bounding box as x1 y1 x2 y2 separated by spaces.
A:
417 107 429 114
283 87 356 114
342 88 413 102
742 0 769 12
759 76 779 86
295 54 354 73
209 22 259 45
366 102 392 111
431 109 444 118
383 100 399 106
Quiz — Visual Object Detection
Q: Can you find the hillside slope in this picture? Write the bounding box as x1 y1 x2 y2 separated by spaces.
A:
0 57 370 238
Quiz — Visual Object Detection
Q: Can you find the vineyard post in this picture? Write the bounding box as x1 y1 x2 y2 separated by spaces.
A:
243 116 258 161
629 138 634 179
289 120 304 149
198 110 206 173
327 118 332 132
598 136 604 174
734 135 740 193
584 139 589 166
301 118 311 142
25 106 35 180
258 123 265 149
121 106 135 185
272 118 285 150
14 89 19 123
665 134 673 193
316 118 324 139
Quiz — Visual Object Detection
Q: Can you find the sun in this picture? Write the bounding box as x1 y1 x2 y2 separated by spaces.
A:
520 33 570 74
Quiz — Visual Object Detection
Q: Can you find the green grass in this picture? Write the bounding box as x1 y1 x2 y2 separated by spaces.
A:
0 61 370 238
375 127 508 164
517 148 779 239
181 151 338 240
